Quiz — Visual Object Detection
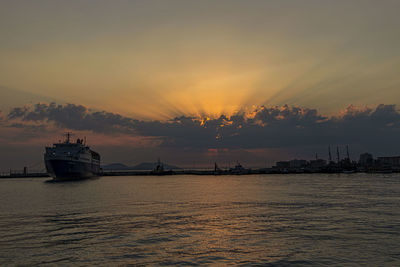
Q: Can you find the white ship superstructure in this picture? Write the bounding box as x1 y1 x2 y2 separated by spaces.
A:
44 133 100 180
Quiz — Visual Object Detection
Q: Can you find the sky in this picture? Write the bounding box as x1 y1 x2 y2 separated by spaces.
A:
1 0 400 170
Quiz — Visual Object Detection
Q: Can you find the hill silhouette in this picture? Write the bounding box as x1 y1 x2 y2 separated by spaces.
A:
102 162 181 171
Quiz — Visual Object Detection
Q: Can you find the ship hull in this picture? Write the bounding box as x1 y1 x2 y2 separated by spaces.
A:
45 159 100 180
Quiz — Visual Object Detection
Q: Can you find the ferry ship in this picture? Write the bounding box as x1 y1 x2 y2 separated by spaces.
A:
44 133 101 180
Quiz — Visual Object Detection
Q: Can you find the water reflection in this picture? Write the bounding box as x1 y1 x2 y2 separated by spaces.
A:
0 174 399 265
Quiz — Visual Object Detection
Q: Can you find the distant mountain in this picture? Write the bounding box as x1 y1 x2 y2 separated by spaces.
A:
102 163 131 170
102 162 181 171
131 162 181 170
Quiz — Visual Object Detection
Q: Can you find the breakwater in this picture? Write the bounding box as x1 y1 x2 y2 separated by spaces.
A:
1 168 397 179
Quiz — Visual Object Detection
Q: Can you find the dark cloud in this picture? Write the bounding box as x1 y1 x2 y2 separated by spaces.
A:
7 106 29 120
7 122 47 131
7 103 138 134
6 102 400 152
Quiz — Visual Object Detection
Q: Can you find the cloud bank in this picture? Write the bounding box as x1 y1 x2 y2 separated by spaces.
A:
5 102 400 151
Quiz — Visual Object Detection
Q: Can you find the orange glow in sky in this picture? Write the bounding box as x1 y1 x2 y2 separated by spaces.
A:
1 1 400 120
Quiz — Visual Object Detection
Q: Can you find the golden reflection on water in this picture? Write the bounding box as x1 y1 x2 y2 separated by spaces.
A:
0 174 399 265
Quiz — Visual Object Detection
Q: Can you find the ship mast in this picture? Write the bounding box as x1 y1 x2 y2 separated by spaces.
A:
336 146 340 163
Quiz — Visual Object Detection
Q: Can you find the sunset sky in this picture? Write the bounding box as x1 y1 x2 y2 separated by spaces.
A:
1 0 400 170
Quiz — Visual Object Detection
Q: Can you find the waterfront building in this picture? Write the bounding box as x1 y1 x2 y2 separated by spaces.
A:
289 159 308 168
359 153 373 166
309 159 327 169
377 156 400 167
276 161 290 169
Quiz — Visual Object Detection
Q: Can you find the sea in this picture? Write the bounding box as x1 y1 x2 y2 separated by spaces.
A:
0 174 399 266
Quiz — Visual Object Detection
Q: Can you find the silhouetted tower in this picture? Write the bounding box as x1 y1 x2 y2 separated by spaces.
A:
328 146 332 162
346 145 350 161
336 146 340 163
315 153 318 160
65 132 71 143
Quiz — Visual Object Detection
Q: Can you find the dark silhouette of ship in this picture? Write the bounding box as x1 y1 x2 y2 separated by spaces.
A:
229 162 251 174
44 133 100 180
150 158 174 175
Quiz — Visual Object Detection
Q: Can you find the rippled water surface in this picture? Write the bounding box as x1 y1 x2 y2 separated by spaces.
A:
1 174 400 266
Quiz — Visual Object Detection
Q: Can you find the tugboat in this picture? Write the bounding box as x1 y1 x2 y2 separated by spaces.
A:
229 162 251 175
151 158 174 175
44 133 101 180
